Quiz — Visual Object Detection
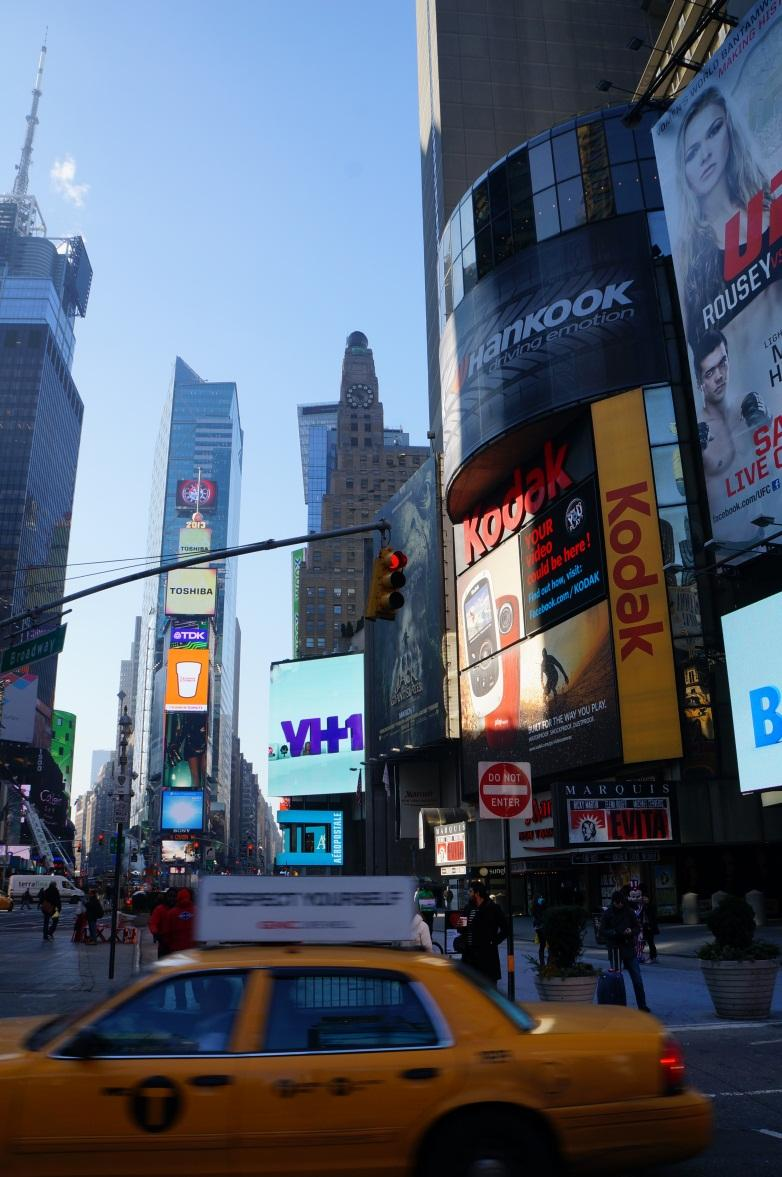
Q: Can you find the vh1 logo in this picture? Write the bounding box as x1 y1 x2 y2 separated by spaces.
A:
749 686 782 747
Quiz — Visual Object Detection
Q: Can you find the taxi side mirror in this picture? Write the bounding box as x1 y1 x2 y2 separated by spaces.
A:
66 1029 106 1060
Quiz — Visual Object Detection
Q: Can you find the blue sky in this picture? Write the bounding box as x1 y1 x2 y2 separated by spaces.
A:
1 2 429 799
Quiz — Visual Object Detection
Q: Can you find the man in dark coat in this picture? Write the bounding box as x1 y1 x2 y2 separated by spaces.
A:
41 881 62 941
599 891 650 1012
461 881 508 986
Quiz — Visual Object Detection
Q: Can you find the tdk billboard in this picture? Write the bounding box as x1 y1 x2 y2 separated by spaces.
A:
267 654 364 797
723 593 782 795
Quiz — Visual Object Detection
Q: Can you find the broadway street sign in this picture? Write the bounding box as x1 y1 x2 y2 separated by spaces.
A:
1 624 67 673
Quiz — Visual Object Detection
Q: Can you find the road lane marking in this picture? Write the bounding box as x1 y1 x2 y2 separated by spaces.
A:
750 1038 782 1045
705 1089 782 1098
755 1129 782 1140
667 1021 782 1032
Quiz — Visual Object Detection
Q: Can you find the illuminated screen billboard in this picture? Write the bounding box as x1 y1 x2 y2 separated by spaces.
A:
277 810 344 867
723 591 782 794
178 526 212 561
653 0 782 552
164 648 209 712
161 789 204 834
460 599 621 787
170 622 209 650
161 839 198 863
165 568 217 616
176 479 217 512
164 713 207 790
268 654 364 797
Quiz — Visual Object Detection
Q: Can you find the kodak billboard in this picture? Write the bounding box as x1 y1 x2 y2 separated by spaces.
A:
592 390 681 763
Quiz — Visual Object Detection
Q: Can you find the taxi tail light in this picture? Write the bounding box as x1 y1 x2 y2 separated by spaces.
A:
659 1035 686 1095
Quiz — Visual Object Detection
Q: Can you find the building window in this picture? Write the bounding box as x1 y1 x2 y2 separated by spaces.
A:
363 437 372 447
345 479 354 489
334 605 342 616
351 438 358 447
333 586 342 598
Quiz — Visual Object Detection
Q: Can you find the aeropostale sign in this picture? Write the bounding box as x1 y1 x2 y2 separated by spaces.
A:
591 390 681 763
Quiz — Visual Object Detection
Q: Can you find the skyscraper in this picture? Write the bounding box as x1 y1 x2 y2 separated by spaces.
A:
294 332 429 658
415 0 667 434
0 42 92 717
131 358 242 859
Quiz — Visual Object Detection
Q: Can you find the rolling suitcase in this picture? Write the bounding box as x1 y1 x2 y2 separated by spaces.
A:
597 947 627 1006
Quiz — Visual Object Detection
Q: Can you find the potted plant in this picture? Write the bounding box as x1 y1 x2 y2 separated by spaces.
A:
531 905 597 1002
698 895 780 1020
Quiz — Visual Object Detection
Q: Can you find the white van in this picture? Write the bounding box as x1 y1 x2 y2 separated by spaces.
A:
8 875 85 904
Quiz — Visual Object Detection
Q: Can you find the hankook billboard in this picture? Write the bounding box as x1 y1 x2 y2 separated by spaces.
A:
653 0 782 550
440 213 666 510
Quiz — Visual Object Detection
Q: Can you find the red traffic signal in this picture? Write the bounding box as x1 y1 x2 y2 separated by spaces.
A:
365 548 408 621
98 833 105 845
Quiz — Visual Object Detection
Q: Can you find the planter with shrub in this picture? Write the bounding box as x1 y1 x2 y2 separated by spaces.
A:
698 895 780 1020
531 905 597 1002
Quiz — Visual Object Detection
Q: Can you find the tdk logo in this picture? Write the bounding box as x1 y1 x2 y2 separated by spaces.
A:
281 714 364 757
749 686 782 747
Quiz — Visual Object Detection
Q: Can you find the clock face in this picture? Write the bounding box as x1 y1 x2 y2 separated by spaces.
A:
346 383 374 408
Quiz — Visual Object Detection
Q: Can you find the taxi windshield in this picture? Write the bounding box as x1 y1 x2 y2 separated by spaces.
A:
456 963 535 1031
24 994 115 1052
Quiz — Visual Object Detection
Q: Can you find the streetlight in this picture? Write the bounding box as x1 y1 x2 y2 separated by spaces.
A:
108 693 133 980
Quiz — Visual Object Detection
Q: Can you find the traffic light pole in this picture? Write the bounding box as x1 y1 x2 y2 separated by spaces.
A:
0 520 392 636
108 819 123 981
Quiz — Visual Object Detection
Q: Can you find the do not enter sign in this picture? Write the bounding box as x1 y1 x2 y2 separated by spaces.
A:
478 761 532 821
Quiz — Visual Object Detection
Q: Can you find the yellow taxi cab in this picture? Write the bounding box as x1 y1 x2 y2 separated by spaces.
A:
0 877 712 1177
0 892 13 912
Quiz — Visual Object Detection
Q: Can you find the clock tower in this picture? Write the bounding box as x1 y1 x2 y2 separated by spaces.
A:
337 330 383 449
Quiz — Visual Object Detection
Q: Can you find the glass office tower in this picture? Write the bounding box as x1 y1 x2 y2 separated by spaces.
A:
0 206 92 717
132 358 243 855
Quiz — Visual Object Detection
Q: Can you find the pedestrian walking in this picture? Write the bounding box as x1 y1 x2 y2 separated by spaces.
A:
85 888 104 944
532 894 548 968
148 889 177 958
641 888 659 962
460 881 508 986
411 910 433 952
20 889 32 910
161 888 196 955
599 891 650 1012
40 881 62 941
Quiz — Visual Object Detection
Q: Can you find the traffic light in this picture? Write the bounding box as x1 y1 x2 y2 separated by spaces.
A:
247 843 254 856
98 832 105 846
365 548 408 621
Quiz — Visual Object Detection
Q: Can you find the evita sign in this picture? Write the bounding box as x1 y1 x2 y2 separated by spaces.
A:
554 779 674 846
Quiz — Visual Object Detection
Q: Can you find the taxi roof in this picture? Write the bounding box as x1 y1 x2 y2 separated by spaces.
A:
152 943 446 972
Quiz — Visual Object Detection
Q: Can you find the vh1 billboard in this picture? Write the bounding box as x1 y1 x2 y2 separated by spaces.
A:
653 1 782 551
267 654 364 797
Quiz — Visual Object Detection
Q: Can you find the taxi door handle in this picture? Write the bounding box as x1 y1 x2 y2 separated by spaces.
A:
401 1067 440 1081
188 1074 234 1087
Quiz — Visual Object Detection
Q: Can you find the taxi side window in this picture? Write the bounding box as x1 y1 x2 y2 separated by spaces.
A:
74 971 248 1057
262 970 440 1053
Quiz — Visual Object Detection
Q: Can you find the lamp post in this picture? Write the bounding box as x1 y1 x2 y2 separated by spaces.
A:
108 695 133 980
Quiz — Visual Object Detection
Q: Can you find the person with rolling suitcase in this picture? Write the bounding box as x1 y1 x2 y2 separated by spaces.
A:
598 891 651 1012
597 944 627 1006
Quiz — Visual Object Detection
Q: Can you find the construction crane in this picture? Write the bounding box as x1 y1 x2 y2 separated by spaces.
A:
3 780 75 875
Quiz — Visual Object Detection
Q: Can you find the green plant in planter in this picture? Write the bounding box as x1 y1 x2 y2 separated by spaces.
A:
532 905 595 979
697 896 780 963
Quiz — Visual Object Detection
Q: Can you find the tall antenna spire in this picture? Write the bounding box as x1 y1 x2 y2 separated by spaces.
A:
6 34 48 236
13 33 47 198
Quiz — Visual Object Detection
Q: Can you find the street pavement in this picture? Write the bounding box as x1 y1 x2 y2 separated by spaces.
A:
0 903 140 1018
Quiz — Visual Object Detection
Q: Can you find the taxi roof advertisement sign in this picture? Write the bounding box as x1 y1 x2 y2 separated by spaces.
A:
652 1 782 552
196 875 415 943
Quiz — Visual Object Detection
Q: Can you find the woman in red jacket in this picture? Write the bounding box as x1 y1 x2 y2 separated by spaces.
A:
161 888 196 954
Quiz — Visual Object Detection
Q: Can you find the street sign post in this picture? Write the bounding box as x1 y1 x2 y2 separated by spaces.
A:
0 624 67 673
478 762 532 821
478 762 533 1003
440 864 467 877
113 798 131 825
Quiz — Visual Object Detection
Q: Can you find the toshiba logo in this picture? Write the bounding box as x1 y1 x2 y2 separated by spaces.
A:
169 587 214 595
605 481 663 660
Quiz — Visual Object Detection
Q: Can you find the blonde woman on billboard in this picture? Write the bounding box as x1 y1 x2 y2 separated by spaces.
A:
675 86 769 345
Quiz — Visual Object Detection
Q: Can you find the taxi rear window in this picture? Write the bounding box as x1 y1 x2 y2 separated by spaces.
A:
456 963 535 1032
263 968 441 1053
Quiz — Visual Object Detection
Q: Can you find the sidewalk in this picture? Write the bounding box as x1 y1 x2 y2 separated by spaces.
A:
0 908 142 1019
430 914 782 1025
